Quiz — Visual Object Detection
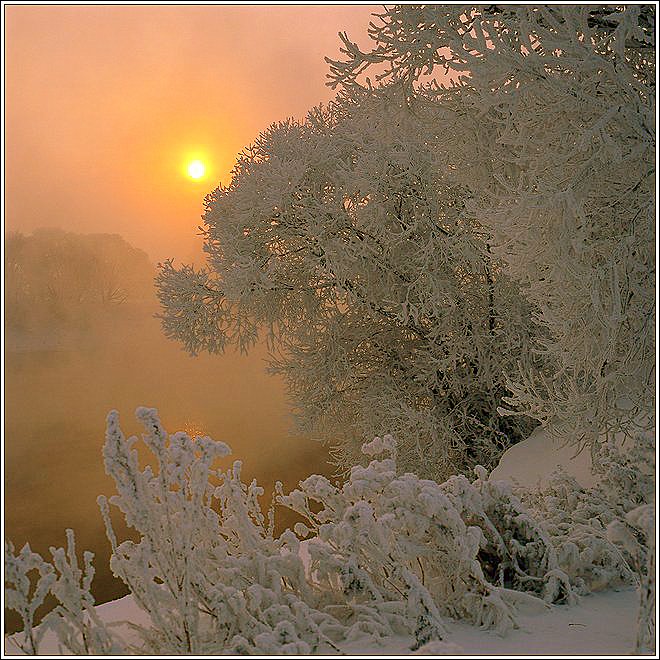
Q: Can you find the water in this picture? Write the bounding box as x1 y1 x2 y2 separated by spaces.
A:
4 305 331 632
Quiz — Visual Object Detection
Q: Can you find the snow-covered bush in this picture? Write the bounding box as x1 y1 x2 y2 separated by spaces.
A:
442 471 575 606
519 432 654 651
96 407 344 655
279 434 579 641
5 531 121 655
524 468 636 595
520 432 653 591
599 433 655 653
619 504 655 654
6 407 620 655
5 542 56 655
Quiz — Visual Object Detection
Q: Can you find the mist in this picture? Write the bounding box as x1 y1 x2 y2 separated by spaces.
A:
4 6 381 631
5 5 378 264
4 229 332 632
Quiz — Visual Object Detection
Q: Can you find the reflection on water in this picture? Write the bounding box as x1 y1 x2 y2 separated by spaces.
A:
4 307 332 633
182 420 208 439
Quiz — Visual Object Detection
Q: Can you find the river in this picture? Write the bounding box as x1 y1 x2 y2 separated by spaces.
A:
4 304 331 632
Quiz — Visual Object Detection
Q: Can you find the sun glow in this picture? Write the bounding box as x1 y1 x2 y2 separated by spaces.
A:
187 160 206 179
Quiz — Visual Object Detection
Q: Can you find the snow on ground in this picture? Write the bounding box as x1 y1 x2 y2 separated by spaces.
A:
4 587 640 656
445 587 638 656
341 587 639 656
4 428 646 656
490 425 595 489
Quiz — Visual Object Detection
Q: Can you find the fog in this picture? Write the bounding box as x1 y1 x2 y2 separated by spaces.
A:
5 5 377 263
4 230 332 631
4 6 383 632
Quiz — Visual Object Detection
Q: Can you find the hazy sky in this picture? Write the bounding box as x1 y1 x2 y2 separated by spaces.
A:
5 5 378 262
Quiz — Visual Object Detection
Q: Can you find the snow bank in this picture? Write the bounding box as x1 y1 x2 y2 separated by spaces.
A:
446 587 638 656
5 588 639 656
490 426 595 489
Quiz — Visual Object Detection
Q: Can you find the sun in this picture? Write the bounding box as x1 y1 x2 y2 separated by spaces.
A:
187 160 206 179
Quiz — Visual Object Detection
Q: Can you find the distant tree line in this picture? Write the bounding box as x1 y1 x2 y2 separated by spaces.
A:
6 228 155 329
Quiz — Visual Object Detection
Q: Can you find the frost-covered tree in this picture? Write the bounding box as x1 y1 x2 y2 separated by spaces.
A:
324 5 655 647
326 4 655 448
157 87 538 480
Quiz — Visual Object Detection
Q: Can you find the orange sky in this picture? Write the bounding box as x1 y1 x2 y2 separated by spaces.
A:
5 5 378 263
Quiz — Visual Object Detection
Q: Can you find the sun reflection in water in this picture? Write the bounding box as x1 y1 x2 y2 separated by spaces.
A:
182 420 206 439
